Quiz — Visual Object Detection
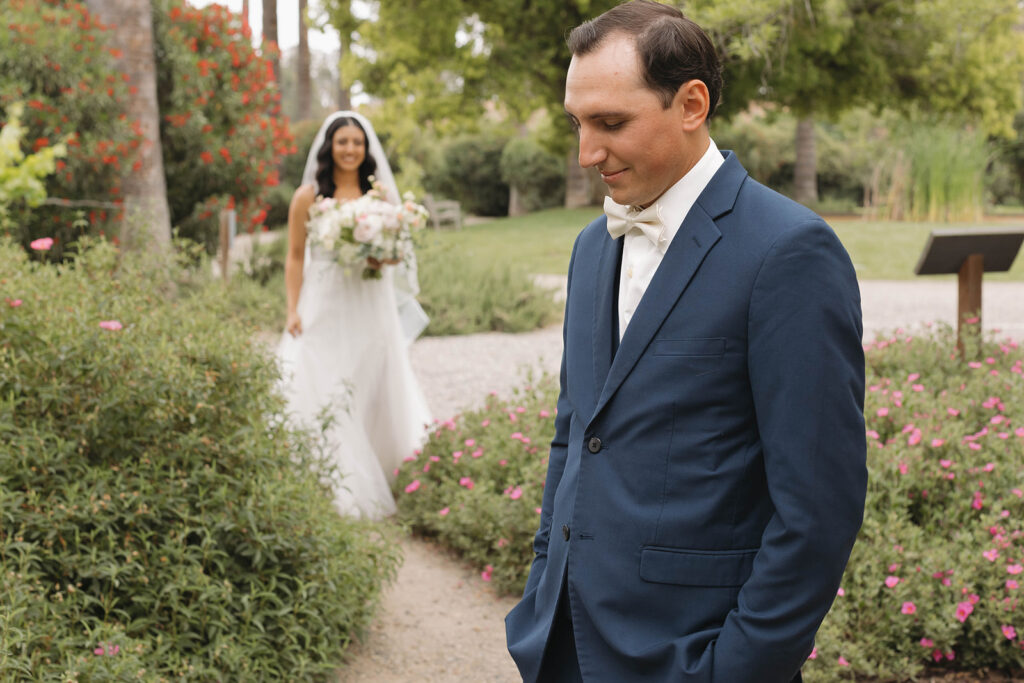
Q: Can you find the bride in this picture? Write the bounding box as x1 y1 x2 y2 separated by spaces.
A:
276 111 432 519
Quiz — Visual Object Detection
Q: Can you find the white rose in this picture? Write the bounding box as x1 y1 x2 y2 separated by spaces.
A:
354 214 383 243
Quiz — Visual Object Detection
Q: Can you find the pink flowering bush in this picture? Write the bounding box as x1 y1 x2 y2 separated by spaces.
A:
805 325 1024 681
393 378 558 595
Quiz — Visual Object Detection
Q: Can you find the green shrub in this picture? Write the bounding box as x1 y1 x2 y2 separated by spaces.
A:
0 237 399 680
415 241 560 336
394 326 1024 680
394 375 558 596
500 138 566 212
425 132 509 216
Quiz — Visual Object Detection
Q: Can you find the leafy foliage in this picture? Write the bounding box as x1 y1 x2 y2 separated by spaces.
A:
0 0 145 254
0 102 66 232
152 0 296 251
425 131 509 216
0 238 400 680
500 138 566 212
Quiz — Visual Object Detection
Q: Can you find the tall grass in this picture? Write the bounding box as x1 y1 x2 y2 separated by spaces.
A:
892 121 990 223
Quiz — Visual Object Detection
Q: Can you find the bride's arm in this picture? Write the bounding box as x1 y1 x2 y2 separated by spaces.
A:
284 184 315 337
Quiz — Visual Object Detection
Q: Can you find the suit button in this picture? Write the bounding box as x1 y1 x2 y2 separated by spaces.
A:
587 436 602 453
562 524 570 541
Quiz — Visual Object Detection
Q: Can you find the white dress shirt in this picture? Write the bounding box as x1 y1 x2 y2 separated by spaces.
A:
617 138 724 340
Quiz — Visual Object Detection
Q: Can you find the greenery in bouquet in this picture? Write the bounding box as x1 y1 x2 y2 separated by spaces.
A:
305 184 428 280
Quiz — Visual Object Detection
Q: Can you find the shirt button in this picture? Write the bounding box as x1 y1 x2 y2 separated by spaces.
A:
587 436 602 453
562 524 570 541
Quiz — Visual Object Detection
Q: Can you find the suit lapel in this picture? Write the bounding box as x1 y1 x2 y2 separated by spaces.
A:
591 229 622 406
588 152 747 424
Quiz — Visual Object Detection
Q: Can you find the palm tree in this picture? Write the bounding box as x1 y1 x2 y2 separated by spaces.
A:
84 0 171 251
263 0 280 83
297 0 312 120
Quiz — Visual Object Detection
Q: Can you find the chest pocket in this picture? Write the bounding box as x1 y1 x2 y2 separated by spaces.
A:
651 337 725 375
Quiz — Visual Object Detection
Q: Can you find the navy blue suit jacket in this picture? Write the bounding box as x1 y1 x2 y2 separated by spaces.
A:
505 152 867 682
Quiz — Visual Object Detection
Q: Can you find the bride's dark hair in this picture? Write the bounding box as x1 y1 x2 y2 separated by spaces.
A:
314 116 377 198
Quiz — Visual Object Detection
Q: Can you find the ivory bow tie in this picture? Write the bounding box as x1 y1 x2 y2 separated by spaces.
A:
604 196 667 251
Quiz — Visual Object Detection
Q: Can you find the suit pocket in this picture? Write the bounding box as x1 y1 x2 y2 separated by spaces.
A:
650 337 725 375
639 546 757 587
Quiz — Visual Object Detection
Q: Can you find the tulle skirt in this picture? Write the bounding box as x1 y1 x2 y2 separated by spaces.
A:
277 251 431 519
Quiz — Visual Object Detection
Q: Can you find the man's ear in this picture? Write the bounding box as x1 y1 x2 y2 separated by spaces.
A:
674 79 710 132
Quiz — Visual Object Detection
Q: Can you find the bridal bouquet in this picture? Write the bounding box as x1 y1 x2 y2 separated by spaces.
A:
305 184 429 280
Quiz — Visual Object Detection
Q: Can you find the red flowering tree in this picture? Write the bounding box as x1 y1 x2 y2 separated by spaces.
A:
0 0 144 256
0 0 295 255
152 0 296 251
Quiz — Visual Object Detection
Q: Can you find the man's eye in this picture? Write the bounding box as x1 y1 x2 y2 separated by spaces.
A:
604 121 623 130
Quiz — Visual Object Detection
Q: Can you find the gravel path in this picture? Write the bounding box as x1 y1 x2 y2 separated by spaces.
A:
336 277 1024 682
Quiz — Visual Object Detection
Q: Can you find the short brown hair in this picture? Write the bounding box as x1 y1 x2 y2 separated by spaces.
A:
567 0 723 119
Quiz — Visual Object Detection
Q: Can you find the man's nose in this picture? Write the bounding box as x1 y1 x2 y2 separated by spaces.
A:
577 130 606 169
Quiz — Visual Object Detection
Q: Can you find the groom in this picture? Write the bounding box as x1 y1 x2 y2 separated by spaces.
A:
505 2 867 681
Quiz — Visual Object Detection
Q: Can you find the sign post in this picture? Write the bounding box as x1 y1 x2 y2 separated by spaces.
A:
914 227 1024 355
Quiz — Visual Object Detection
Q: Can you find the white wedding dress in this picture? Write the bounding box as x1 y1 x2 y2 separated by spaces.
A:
276 244 431 519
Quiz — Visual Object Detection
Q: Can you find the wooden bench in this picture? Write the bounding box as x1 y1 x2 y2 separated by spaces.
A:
422 193 462 230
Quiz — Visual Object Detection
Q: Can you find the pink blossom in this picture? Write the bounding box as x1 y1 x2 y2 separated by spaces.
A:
429 455 440 462
947 408 960 417
438 507 450 516
510 432 523 440
481 564 493 582
535 507 542 514
30 237 54 251
968 361 983 369
499 459 508 466
1002 625 1017 640
451 451 462 459
901 601 916 615
459 477 474 490
481 419 490 427
876 407 889 417
1008 564 1023 575
508 486 523 500
945 651 955 661
402 455 416 462
539 410 550 418
888 563 901 572
465 439 475 447
1007 580 1019 590
983 462 996 472
972 495 984 511
885 576 900 588
898 462 908 475
932 649 944 663
984 549 1000 562
955 601 974 622
1013 489 1023 498
920 638 934 648
1016 429 1024 438
837 587 845 596
7 298 22 307
497 537 509 548
471 449 484 458
98 320 123 331
422 463 430 473
940 459 953 468
807 647 817 660
838 656 850 667
907 373 920 382
515 406 526 414
912 384 924 392
404 479 421 493
928 438 944 448
908 430 922 446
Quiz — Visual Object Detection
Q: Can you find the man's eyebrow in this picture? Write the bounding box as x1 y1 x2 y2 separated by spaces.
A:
564 109 629 121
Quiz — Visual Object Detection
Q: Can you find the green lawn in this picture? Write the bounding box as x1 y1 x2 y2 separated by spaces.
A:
419 208 1024 281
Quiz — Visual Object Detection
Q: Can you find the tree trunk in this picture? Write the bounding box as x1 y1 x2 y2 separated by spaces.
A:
794 116 818 206
84 0 171 251
336 47 352 110
296 0 312 121
262 0 280 83
241 0 249 30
